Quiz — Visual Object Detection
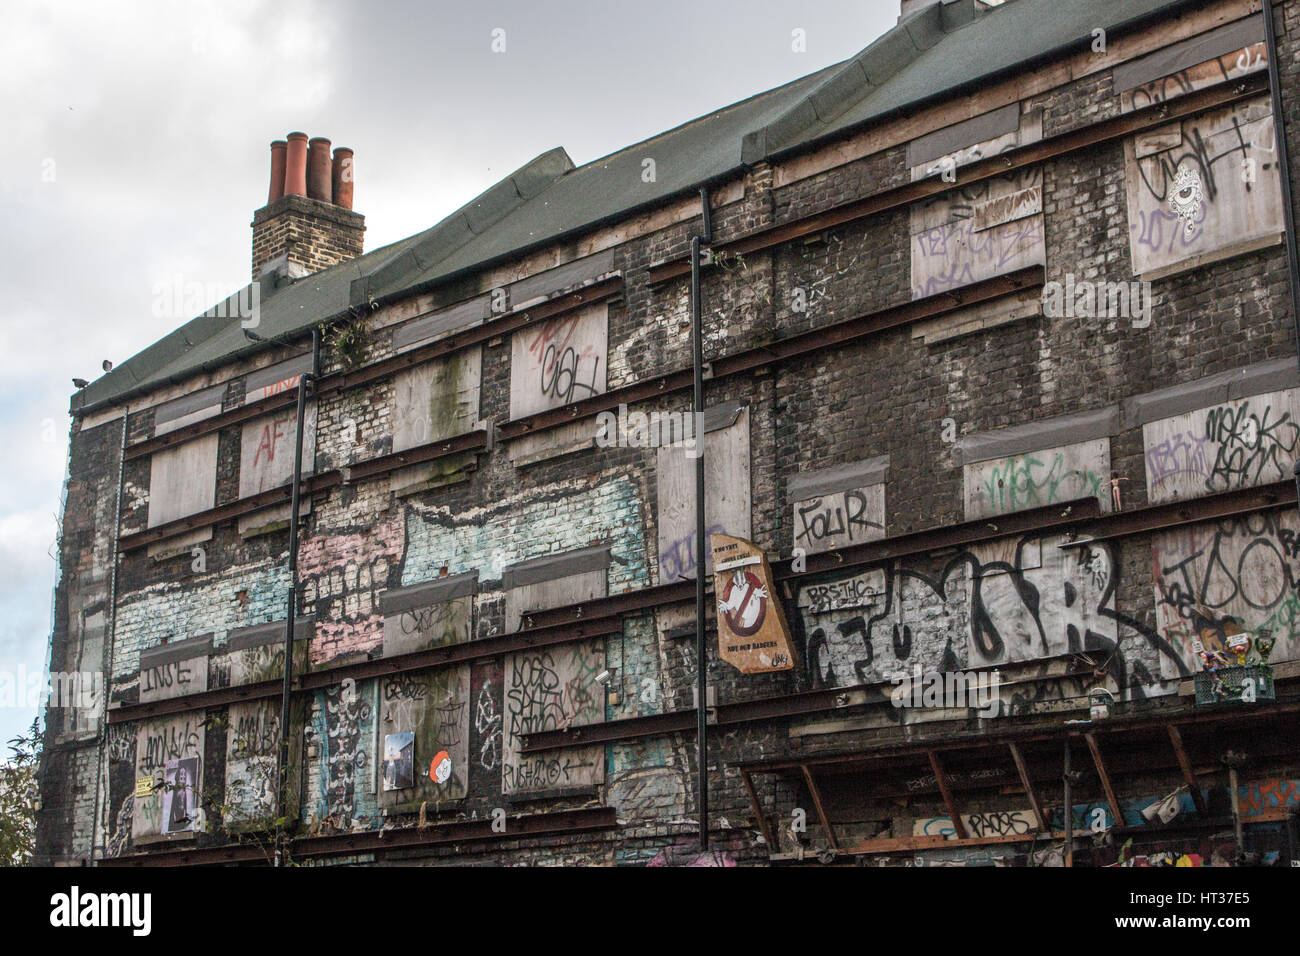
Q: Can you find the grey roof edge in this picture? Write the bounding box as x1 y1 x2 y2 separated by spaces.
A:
788 454 891 502
748 0 1207 166
743 0 978 164
503 544 612 590
138 633 214 669
350 148 575 309
224 616 316 652
1111 13 1264 93
1124 358 1300 428
954 405 1122 466
380 572 479 616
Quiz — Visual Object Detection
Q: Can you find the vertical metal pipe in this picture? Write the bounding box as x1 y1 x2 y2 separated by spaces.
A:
275 330 318 866
691 235 709 851
1063 739 1073 868
1263 0 1300 352
1229 765 1243 856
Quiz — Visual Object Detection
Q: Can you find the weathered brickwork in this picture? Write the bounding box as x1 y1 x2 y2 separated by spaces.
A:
36 0 1300 866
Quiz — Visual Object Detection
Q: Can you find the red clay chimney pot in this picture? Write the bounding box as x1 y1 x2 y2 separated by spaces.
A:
307 136 333 202
332 147 355 210
284 131 309 198
268 140 288 203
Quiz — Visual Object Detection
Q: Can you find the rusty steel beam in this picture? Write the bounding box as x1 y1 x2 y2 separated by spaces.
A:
646 74 1268 285
292 807 618 859
99 842 270 867
801 764 839 850
117 470 344 552
497 268 1042 442
125 389 302 461
737 700 1300 774
520 580 695 631
316 276 624 400
1167 724 1209 815
107 677 283 726
741 768 775 853
100 807 618 866
118 430 492 553
339 429 488 483
1008 741 1048 832
107 619 623 726
928 751 967 839
1085 732 1126 828
116 278 621 462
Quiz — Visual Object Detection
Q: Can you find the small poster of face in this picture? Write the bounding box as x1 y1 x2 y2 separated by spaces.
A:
383 732 415 791
161 756 200 834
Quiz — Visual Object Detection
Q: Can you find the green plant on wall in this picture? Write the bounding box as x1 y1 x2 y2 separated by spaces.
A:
321 318 371 372
0 719 41 866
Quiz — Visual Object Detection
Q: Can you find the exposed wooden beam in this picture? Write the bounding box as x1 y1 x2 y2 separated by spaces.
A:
1085 732 1125 827
800 764 839 851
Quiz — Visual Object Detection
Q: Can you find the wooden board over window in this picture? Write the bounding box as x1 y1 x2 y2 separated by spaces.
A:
509 303 607 419
1124 96 1283 279
147 433 218 528
656 403 751 582
392 350 482 453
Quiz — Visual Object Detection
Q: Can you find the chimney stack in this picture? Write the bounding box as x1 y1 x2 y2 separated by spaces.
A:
252 131 365 282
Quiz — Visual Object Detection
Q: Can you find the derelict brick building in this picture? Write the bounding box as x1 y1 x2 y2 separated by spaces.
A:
35 0 1300 866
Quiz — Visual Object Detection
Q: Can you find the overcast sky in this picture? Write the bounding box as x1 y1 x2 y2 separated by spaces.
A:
0 0 899 746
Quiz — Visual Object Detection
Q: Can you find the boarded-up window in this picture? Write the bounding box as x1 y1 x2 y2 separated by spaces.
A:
909 168 1044 301
1114 16 1267 114
376 666 471 812
224 698 304 830
1152 511 1300 680
138 634 211 704
151 384 223 438
954 407 1121 520
1141 386 1300 504
656 403 751 582
133 713 204 843
788 456 888 556
502 545 610 634
501 640 605 796
393 351 482 452
1124 97 1283 279
380 572 476 657
907 104 1041 182
238 405 317 497
509 303 607 419
215 618 313 688
147 433 219 528
243 353 313 405
964 439 1111 520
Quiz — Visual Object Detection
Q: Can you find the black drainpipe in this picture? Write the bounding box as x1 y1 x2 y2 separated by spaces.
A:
275 326 320 866
693 185 712 851
1261 0 1300 506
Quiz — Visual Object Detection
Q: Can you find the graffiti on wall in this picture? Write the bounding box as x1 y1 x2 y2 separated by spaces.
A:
1125 97 1282 276
1143 388 1300 504
314 680 373 827
509 304 607 418
964 439 1110 520
132 714 204 842
1120 41 1268 114
910 168 1044 300
298 511 405 664
1152 510 1300 679
377 666 471 810
796 534 1185 699
501 641 605 795
793 485 885 555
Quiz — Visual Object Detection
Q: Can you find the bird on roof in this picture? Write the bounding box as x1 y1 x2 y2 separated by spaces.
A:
102 359 113 372
72 378 89 389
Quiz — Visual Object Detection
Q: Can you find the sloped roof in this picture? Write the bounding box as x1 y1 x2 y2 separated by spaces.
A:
73 0 1191 415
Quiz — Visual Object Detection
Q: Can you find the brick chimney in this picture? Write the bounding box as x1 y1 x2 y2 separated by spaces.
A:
251 131 365 282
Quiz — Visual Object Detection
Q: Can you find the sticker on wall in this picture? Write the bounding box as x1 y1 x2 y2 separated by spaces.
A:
710 534 797 675
382 731 415 791
134 775 154 798
430 750 452 785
